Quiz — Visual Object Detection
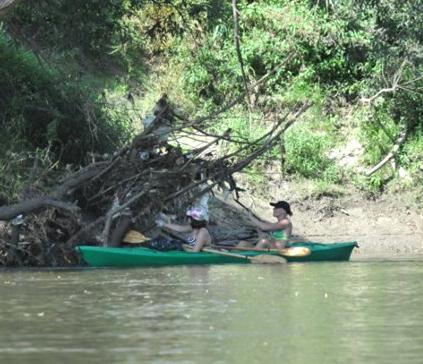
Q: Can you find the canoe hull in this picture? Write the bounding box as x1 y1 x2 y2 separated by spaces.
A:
76 242 357 267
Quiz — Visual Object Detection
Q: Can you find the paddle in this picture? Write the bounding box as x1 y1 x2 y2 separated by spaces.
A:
159 229 284 263
123 230 309 260
278 246 311 257
122 230 150 244
234 198 260 218
216 245 311 258
201 247 287 264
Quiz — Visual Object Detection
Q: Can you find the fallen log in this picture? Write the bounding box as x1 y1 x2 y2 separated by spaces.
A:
0 197 80 220
0 94 309 267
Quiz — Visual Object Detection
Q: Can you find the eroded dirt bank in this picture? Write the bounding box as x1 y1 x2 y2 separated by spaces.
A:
213 186 423 259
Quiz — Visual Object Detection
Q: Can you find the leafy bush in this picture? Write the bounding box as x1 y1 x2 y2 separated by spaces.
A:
0 30 132 164
359 104 400 165
1 0 422 194
0 149 56 202
399 126 423 180
10 0 144 63
284 125 339 182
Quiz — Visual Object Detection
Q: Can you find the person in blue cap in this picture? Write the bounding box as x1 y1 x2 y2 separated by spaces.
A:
238 200 293 249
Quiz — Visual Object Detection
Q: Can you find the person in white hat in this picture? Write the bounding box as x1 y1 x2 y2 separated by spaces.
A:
155 207 212 252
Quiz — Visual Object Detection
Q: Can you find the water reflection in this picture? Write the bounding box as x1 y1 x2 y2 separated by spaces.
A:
1 261 423 363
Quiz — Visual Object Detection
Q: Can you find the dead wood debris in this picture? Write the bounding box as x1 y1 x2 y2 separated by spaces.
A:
0 96 309 267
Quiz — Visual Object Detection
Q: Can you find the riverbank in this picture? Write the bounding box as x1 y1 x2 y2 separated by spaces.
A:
1 185 421 267
216 183 423 259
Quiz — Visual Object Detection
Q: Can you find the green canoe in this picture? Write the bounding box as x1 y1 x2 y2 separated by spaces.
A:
76 241 357 267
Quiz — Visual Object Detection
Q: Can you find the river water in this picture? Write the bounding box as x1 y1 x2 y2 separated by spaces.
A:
1 259 423 364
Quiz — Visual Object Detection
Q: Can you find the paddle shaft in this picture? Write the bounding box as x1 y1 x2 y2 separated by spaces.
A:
202 247 250 261
202 247 286 264
234 199 261 220
214 245 311 257
213 245 274 252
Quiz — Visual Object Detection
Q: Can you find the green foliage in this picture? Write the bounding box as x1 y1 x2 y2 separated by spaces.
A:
11 0 144 63
176 0 379 109
349 173 383 198
242 165 267 187
1 0 422 195
9 0 231 70
284 125 340 182
399 126 423 181
359 104 400 165
368 174 385 192
0 30 132 164
0 149 54 202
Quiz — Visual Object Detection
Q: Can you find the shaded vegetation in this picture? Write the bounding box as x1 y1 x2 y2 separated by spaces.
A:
0 29 132 164
1 0 422 200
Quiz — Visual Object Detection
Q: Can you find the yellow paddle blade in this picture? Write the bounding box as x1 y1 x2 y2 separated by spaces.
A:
279 247 311 257
250 254 287 264
122 230 150 244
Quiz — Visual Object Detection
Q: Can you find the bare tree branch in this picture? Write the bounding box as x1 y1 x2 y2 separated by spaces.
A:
145 52 296 141
0 198 80 220
232 0 251 109
366 128 408 177
361 60 419 104
0 0 18 13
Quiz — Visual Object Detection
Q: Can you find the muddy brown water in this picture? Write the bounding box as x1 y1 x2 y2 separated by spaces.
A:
1 259 423 364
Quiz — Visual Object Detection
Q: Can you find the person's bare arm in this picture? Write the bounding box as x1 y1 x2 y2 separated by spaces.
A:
249 214 289 231
162 222 192 233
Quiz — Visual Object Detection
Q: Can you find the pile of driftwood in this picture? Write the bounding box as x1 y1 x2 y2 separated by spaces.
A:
0 95 309 266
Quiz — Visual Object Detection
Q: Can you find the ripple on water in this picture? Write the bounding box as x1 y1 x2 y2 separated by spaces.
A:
1 261 423 364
